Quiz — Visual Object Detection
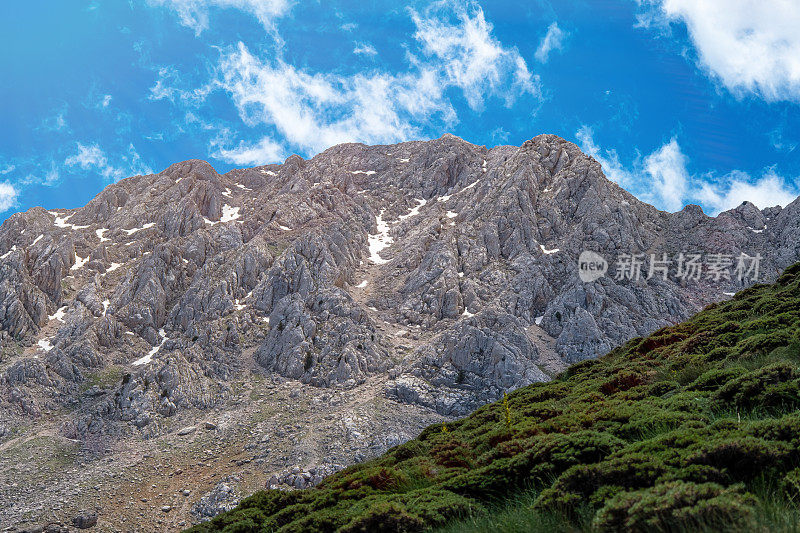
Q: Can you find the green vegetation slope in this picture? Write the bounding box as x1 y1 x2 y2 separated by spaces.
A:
190 263 800 532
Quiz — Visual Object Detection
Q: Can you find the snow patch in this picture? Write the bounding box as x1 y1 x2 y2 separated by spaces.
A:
106 262 122 273
49 306 68 323
220 204 241 223
32 234 43 245
368 209 393 264
260 170 277 176
96 228 110 242
399 198 427 221
540 244 560 255
222 188 233 198
398 158 409 163
71 254 88 270
51 212 89 230
356 280 368 288
351 170 376 175
38 339 54 352
723 292 736 297
102 299 110 316
463 180 479 191
1 245 17 259
446 211 458 219
123 223 155 235
535 315 544 325
133 329 167 366
278 225 291 231
462 309 475 318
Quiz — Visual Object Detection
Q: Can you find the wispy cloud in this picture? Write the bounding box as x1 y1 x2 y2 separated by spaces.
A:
0 183 19 213
697 171 799 213
155 0 542 159
147 0 293 35
212 136 285 166
639 0 800 102
353 42 378 57
410 0 537 110
65 142 153 182
535 22 567 63
576 126 798 213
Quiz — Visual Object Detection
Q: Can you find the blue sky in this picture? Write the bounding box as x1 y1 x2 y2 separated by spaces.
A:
1 0 799 219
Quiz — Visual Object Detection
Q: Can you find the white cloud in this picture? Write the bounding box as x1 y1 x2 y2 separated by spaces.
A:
641 0 800 101
0 182 18 213
410 0 537 110
535 22 567 63
147 0 293 35
201 1 538 155
577 126 799 213
697 171 799 213
65 143 153 182
0 165 15 175
642 137 689 212
101 94 112 108
353 42 378 57
213 136 285 165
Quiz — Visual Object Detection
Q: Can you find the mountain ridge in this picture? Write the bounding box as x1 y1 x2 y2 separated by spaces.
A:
1 133 799 530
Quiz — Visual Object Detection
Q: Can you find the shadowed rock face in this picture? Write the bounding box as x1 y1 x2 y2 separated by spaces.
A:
1 134 798 527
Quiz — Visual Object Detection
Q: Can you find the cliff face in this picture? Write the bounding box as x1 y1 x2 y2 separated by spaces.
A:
1 134 797 529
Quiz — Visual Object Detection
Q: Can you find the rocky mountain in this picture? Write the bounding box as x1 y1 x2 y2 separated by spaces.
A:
1 134 798 531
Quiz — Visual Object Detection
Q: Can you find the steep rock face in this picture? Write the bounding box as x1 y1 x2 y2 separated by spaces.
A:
1 133 799 436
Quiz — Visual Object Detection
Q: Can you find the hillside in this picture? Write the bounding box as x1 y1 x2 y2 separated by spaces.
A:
192 262 800 532
2 134 800 529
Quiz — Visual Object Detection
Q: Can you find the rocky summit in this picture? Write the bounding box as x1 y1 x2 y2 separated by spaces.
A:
1 134 799 531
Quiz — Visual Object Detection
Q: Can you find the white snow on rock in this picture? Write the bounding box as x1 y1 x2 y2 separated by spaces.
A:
71 255 89 270
260 170 277 176
351 170 376 175
398 158 410 163
96 228 110 242
32 234 44 246
535 315 544 325
1 246 17 259
540 244 560 255
482 159 487 172
462 180 479 191
50 212 89 230
123 223 155 235
438 194 452 202
399 198 427 220
462 309 475 318
446 211 458 219
368 209 393 264
222 188 233 198
38 339 54 352
458 272 464 278
102 299 110 316
278 225 291 231
220 204 241 222
133 329 167 366
49 306 68 323
356 280 368 288
106 262 122 273
723 292 736 296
